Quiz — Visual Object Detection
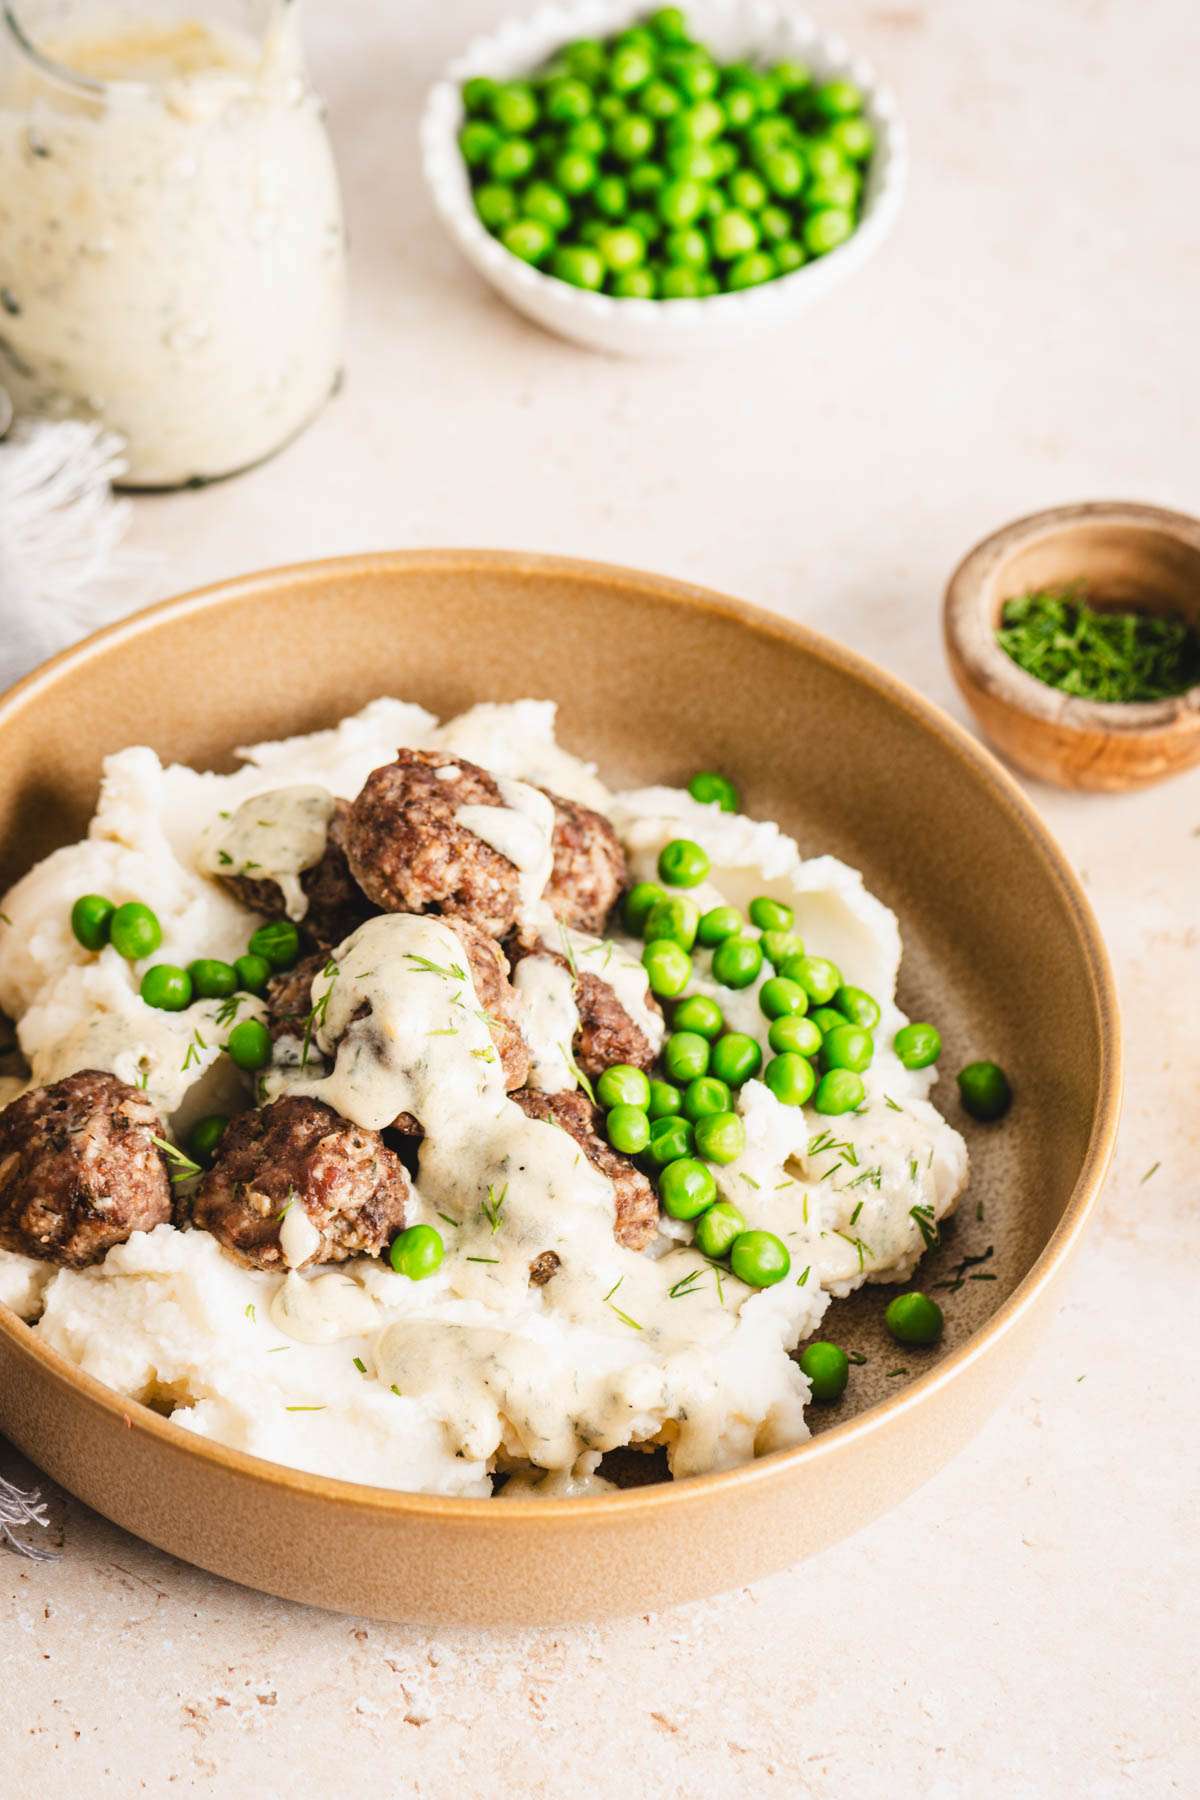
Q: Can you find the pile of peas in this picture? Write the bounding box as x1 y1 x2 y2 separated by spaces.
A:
458 7 874 298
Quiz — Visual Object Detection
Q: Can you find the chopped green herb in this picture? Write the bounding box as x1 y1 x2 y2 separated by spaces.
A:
603 1276 643 1331
560 1041 597 1104
909 1204 940 1251
217 850 234 866
471 1045 497 1063
668 1268 704 1299
284 1404 326 1412
427 1027 459 1037
482 1183 507 1234
997 585 1200 703
352 1356 367 1375
180 1028 208 1074
847 1350 868 1366
558 922 579 982
436 1211 460 1229
390 1383 402 1397
935 1244 995 1294
404 952 467 981
1140 1161 1161 1185
886 1368 909 1378
832 1230 871 1271
215 995 242 1027
847 1165 882 1190
796 1265 811 1287
150 1136 202 1183
244 1303 256 1322
849 1200 864 1225
739 1172 760 1189
883 1094 903 1112
465 1255 500 1264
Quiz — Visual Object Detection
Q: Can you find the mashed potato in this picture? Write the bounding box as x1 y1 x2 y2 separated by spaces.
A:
0 699 967 1497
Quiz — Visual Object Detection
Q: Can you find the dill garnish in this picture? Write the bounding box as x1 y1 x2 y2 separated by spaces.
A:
436 1211 460 1229
390 1383 402 1397
427 1027 458 1037
668 1269 704 1299
150 1136 202 1183
796 1265 811 1287
849 1200 864 1225
217 850 234 866
909 1204 940 1251
560 1041 597 1104
997 585 1200 703
301 960 339 1069
465 1255 500 1265
740 1172 760 1189
603 1277 642 1330
832 1229 871 1271
935 1244 995 1294
847 1350 868 1366
482 1183 507 1234
352 1356 367 1375
1140 1161 1161 1185
908 1156 920 1185
404 952 467 981
847 1165 882 1190
244 1303 256 1322
284 1404 325 1412
215 995 242 1028
886 1368 909 1379
884 1094 903 1112
558 922 579 983
471 1045 497 1063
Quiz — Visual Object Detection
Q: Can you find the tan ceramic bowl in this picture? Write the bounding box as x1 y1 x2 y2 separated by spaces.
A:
944 501 1200 791
0 551 1120 1624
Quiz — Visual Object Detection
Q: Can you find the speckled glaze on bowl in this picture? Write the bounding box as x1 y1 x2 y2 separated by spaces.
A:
0 551 1120 1625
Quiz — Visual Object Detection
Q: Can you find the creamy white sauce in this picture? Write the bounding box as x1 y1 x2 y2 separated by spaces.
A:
197 785 336 920
567 927 665 1052
0 10 345 486
270 1268 379 1344
455 776 556 922
512 953 579 1092
279 1202 322 1270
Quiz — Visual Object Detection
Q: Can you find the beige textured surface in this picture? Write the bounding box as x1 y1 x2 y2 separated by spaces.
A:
2 0 1198 1792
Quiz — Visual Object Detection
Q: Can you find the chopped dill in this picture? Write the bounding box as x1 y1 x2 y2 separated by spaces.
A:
886 1368 909 1379
244 1303 256 1322
560 1042 597 1104
603 1277 643 1330
427 1027 459 1037
908 1156 920 1185
909 1204 940 1251
774 1177 795 1191
847 1350 868 1366
883 1094 903 1113
847 1165 882 1189
739 1172 760 1189
284 1404 325 1413
404 952 466 982
557 922 579 982
935 1244 995 1294
668 1269 704 1299
832 1229 871 1271
471 1045 497 1063
150 1136 202 1183
796 1265 810 1287
465 1255 500 1265
997 585 1200 703
215 995 242 1028
301 960 339 1069
482 1183 507 1234
217 850 234 866
849 1200 864 1225
390 1383 402 1397
1140 1161 1161 1185
436 1211 460 1229
352 1356 367 1375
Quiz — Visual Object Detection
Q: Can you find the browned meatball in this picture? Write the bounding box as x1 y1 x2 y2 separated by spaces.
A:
346 750 523 938
222 799 373 951
0 1071 172 1268
194 1097 409 1271
266 951 328 1042
540 788 626 935
451 916 529 1094
507 941 660 1080
513 1087 658 1252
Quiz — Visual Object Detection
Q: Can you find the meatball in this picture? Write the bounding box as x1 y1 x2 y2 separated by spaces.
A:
194 1096 409 1271
346 750 523 938
266 951 328 1042
451 916 530 1094
513 1087 658 1252
222 799 373 950
541 789 626 935
508 941 659 1080
0 1070 172 1268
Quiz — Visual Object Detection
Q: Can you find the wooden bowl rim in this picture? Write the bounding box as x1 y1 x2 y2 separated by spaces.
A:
0 548 1123 1525
943 500 1200 734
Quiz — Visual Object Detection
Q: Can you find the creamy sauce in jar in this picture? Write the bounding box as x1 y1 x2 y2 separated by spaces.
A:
0 3 345 485
197 784 336 919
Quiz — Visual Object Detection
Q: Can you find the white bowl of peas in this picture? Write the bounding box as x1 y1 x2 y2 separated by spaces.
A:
420 0 906 355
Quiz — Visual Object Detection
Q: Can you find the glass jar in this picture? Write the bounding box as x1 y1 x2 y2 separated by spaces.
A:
0 0 345 487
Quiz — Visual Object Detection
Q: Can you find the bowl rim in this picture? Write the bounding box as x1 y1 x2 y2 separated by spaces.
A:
0 548 1123 1525
418 0 908 327
944 499 1200 733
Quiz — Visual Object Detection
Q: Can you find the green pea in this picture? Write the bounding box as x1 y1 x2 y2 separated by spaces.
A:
807 1007 844 1039
249 920 301 972
760 929 804 968
459 120 500 167
814 1068 865 1114
657 838 710 888
807 172 859 211
610 43 653 94
828 115 875 161
799 1341 849 1402
662 260 704 297
693 1109 745 1165
711 936 762 990
658 177 705 226
672 994 724 1039
566 116 607 155
188 1113 228 1165
613 267 658 297
502 217 554 264
894 1023 942 1070
70 893 115 951
648 1077 684 1119
234 952 272 995
805 140 848 182
772 59 812 94
760 147 805 197
727 169 768 212
957 1060 1012 1122
597 226 646 272
764 1051 816 1107
747 897 791 932
389 1223 445 1281
553 150 598 195
644 895 699 951
722 85 756 129
607 1104 651 1156
140 963 193 1012
187 958 238 1000
821 1024 874 1074
693 1199 745 1259
642 939 691 998
775 240 806 273
687 770 739 812
663 1030 710 1084
489 137 536 183
564 38 606 81
611 114 656 162
593 173 628 217
665 226 710 268
768 1014 822 1058
885 1291 944 1346
710 1031 761 1087
522 180 572 233
781 953 841 1005
649 6 688 43
697 905 743 946
833 985 880 1030
596 1063 651 1110
551 243 605 288
668 53 718 100
624 881 666 933
490 81 538 134
814 79 864 119
627 207 663 246
475 182 518 230
758 977 807 1021
109 902 162 962
803 207 855 255
226 1018 272 1071
711 208 758 259
545 76 593 123
645 1113 694 1168
730 1229 790 1287
682 1075 731 1122
462 76 498 116
641 76 680 119
748 115 793 154
758 203 791 242
629 161 667 196
659 1157 717 1220
751 72 783 111
726 250 777 289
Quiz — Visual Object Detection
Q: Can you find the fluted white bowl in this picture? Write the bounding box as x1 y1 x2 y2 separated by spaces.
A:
420 0 907 356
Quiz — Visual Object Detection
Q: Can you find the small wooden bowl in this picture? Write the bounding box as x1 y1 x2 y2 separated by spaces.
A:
944 501 1200 791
